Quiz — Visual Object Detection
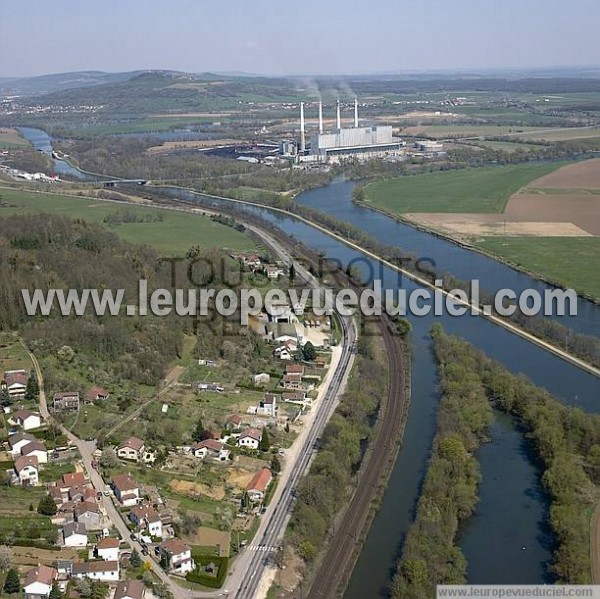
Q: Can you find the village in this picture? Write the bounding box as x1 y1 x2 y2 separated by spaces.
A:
0 251 338 598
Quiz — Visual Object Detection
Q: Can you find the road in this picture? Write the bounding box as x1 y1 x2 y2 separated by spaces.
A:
20 221 357 599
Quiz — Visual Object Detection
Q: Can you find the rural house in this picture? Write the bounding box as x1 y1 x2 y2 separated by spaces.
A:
237 428 262 450
85 386 109 403
225 414 242 431
252 372 271 386
3 370 27 399
23 564 58 599
74 501 101 530
114 579 145 599
8 409 42 431
61 522 88 547
53 392 80 412
14 455 39 486
111 473 140 507
257 394 278 417
116 437 145 461
192 439 231 462
160 538 194 575
21 440 48 464
71 560 119 582
246 467 272 502
95 537 120 561
129 504 163 538
8 431 37 456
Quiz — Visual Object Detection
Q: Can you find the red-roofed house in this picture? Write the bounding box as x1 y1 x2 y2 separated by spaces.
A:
3 370 27 399
160 538 194 575
192 439 230 462
95 537 120 561
114 579 145 599
14 455 39 486
61 471 87 489
237 428 262 450
285 364 305 376
129 504 163 538
71 560 119 582
24 564 57 599
116 437 145 461
112 474 140 507
21 440 48 464
225 414 242 431
85 386 109 403
246 468 272 502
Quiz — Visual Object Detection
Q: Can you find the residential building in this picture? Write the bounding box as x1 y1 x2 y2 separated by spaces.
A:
61 522 88 548
160 538 194 575
114 579 145 599
8 409 42 431
280 373 302 390
23 564 57 599
257 394 278 418
3 370 27 399
53 392 80 412
265 265 284 279
129 504 163 538
14 455 39 486
60 472 86 490
74 501 101 530
116 437 145 461
246 468 272 502
71 560 119 582
111 474 140 507
191 439 230 462
282 392 308 404
286 364 305 376
8 431 37 456
84 386 109 403
225 414 242 431
95 537 120 562
237 428 262 450
21 440 48 464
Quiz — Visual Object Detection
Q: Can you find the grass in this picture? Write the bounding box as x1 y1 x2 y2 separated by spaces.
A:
364 163 566 214
0 338 33 373
401 124 547 138
0 128 29 148
0 186 256 255
0 485 45 515
474 237 600 302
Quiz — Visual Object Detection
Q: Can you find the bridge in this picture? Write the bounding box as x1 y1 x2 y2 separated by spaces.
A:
103 179 148 187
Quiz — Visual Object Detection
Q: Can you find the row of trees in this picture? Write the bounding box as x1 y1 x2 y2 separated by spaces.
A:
392 324 493 599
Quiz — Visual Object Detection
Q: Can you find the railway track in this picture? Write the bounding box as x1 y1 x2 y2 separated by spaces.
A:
306 317 410 599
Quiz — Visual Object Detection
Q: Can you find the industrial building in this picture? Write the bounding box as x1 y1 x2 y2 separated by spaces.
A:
288 98 406 164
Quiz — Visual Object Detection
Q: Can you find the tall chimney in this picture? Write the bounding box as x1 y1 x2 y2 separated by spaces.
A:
354 97 359 128
336 100 341 131
300 102 306 153
318 101 324 134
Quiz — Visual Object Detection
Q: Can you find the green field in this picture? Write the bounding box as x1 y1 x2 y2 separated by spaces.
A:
474 237 600 302
0 186 256 254
364 163 565 214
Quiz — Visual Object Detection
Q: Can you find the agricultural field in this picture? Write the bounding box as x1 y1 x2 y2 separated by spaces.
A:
0 186 257 254
474 237 600 302
364 163 564 214
514 126 600 142
0 336 33 374
399 124 547 139
0 128 29 149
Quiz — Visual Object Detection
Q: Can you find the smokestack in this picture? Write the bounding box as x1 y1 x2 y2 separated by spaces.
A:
336 100 341 131
354 97 359 128
318 101 324 134
300 102 306 153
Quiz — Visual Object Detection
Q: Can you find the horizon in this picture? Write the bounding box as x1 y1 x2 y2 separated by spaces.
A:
1 0 600 78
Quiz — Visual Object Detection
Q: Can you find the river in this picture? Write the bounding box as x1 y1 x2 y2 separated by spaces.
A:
17 129 600 596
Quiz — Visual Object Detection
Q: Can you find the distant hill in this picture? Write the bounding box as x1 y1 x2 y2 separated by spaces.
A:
0 70 147 96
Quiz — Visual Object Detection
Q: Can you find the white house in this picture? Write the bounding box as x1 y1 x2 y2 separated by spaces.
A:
21 440 48 464
237 428 262 450
3 370 27 399
14 455 39 486
71 560 119 582
192 439 230 462
257 394 278 417
8 431 37 456
160 538 194 575
24 564 57 599
62 522 88 548
116 437 145 461
95 537 120 562
8 409 42 431
130 504 163 538
111 474 140 507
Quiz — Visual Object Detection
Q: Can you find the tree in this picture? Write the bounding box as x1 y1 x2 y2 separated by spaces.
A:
192 418 208 443
25 369 39 402
130 548 142 568
271 454 281 474
352 184 366 203
37 494 57 516
288 263 296 283
259 428 270 452
302 341 317 362
99 448 118 469
240 491 250 512
76 578 92 598
3 568 20 594
284 422 290 433
0 386 10 408
49 580 63 599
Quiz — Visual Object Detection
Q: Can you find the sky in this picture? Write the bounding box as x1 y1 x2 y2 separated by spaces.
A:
1 0 599 78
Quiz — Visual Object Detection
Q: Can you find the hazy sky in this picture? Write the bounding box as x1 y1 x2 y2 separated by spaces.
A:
1 0 599 77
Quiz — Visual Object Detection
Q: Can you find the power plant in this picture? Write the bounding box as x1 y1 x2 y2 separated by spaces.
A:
282 98 406 164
